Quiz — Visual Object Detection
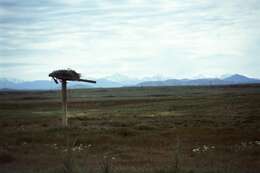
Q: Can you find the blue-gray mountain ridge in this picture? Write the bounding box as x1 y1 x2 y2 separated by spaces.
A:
137 74 260 87
0 74 260 90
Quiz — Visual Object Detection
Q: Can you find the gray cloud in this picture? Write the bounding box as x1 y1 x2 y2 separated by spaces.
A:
1 0 260 80
0 62 41 68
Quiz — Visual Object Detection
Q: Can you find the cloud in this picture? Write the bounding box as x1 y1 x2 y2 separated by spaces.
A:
0 62 40 67
0 0 260 80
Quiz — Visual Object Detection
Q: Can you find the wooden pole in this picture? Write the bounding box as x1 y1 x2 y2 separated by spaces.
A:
61 80 68 127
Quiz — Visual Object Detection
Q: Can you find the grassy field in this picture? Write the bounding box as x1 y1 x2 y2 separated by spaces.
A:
0 85 260 173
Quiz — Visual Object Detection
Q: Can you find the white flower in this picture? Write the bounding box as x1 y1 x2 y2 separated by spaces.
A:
203 145 209 151
192 148 200 153
255 141 260 145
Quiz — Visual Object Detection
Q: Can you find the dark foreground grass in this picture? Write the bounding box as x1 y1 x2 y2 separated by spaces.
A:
0 85 259 173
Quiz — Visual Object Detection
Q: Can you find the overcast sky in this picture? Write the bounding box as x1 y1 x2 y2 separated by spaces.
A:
1 0 260 80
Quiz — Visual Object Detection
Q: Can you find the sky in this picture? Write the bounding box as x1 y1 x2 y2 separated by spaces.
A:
1 0 260 80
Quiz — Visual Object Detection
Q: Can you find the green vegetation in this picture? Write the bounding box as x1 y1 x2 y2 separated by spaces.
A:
0 85 259 173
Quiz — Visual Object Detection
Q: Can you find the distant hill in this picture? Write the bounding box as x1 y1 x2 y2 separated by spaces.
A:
1 74 260 90
0 78 121 90
137 74 260 87
223 74 260 84
101 73 168 86
0 79 94 90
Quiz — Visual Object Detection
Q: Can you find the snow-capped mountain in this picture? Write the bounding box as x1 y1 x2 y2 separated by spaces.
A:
137 74 260 87
101 73 141 85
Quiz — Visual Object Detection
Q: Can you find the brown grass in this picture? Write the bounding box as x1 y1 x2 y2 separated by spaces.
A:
0 85 259 173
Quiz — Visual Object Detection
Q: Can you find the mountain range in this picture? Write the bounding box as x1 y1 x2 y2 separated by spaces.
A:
0 74 260 90
137 74 260 87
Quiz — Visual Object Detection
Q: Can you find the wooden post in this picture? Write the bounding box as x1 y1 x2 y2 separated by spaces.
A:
61 80 68 127
49 69 96 127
